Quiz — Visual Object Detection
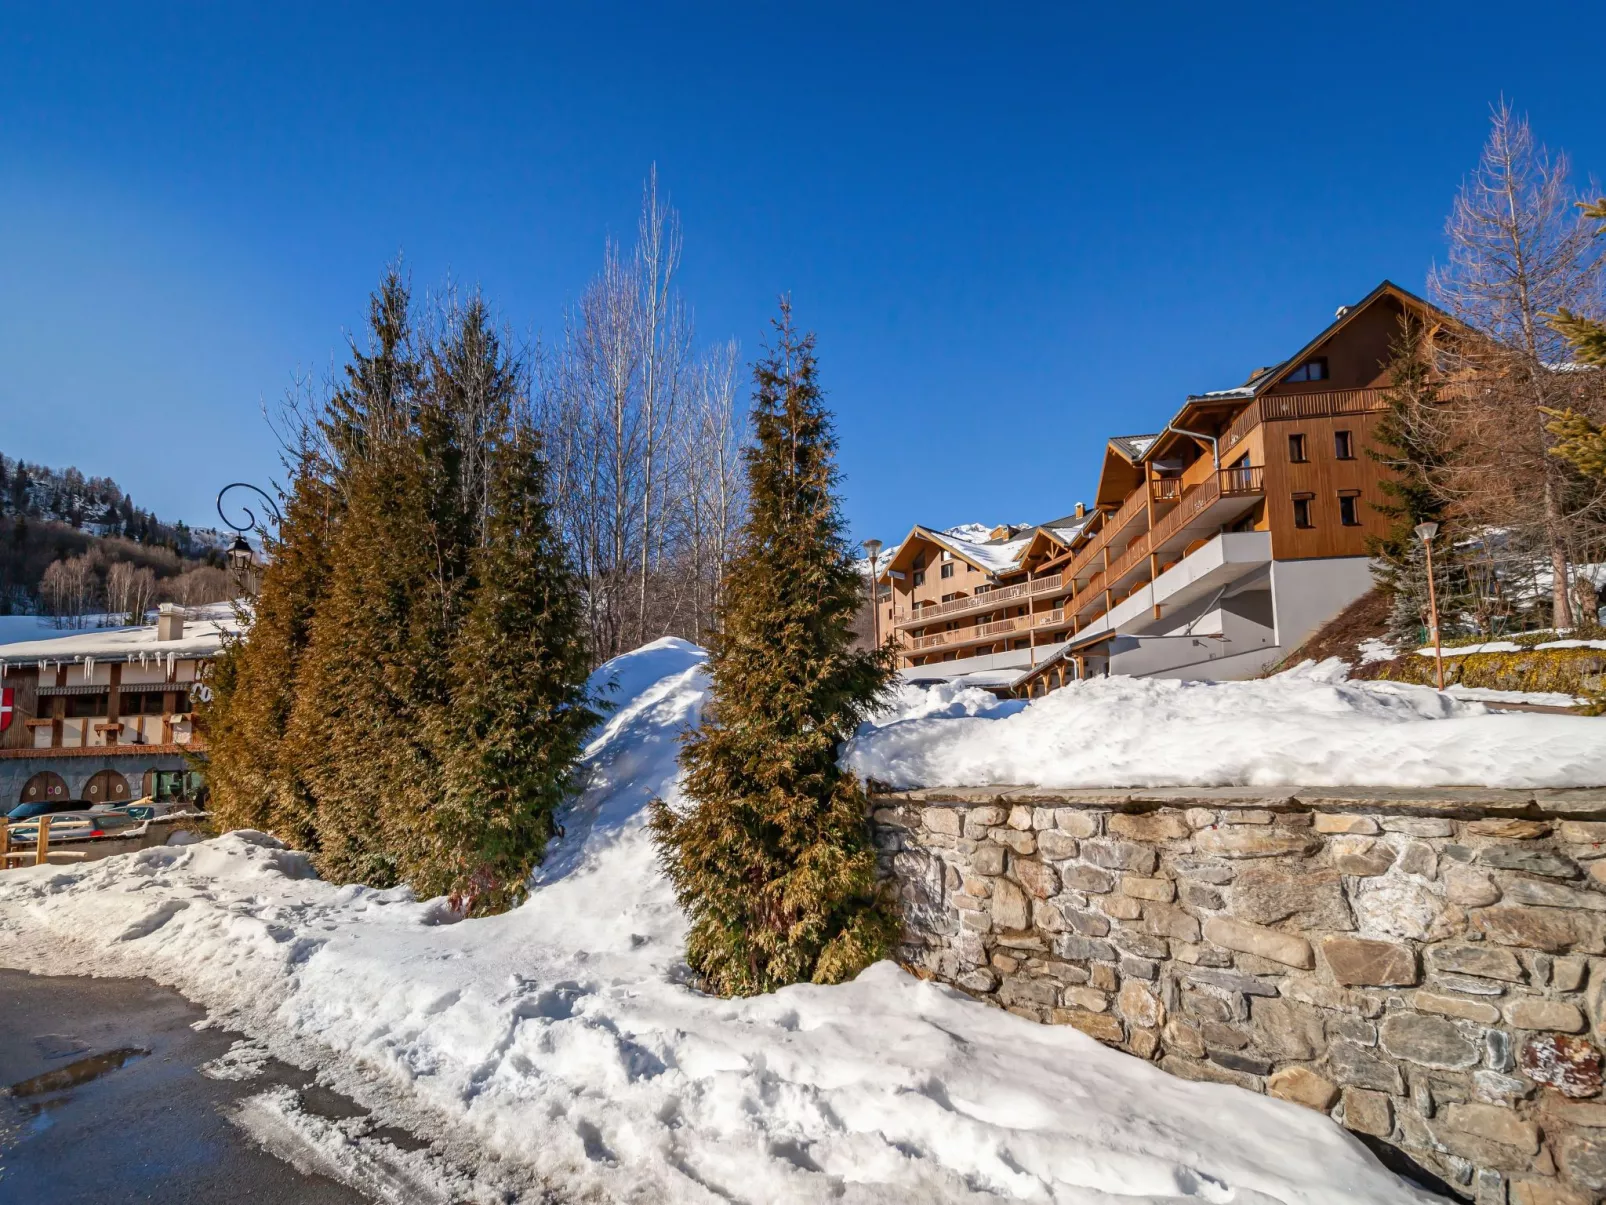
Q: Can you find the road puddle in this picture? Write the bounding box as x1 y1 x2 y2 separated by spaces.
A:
7 1047 149 1098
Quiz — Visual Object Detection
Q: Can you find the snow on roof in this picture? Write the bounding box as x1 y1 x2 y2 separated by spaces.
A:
1107 434 1158 461
0 602 241 669
924 527 1034 574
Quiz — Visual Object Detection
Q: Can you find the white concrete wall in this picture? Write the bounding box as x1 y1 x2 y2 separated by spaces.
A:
1268 556 1374 650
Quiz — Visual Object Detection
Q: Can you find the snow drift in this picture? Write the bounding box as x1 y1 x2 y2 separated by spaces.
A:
845 659 1606 791
0 641 1430 1203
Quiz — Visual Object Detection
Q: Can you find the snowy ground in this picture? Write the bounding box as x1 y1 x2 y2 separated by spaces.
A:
0 640 1433 1203
844 658 1606 791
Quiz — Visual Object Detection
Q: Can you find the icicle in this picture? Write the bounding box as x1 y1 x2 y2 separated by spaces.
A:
83 655 96 683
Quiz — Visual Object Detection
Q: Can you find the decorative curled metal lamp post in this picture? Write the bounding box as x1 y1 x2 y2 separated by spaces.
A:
1415 521 1445 691
216 483 283 581
863 539 884 647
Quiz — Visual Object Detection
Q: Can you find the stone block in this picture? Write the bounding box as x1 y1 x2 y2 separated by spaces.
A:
1559 820 1606 846
1098 895 1142 920
1382 816 1455 837
1143 902 1201 942
1506 999 1586 1032
1523 1033 1605 1096
1014 859 1060 900
1053 809 1100 837
1184 808 1215 830
1180 986 1233 1023
1061 985 1108 1012
1438 1102 1541 1154
1474 906 1581 953
1159 1052 1259 1090
972 842 1007 877
1468 818 1553 839
1111 929 1169 959
956 969 998 993
991 828 1037 855
1120 954 1159 980
1327 1015 1378 1046
1231 866 1353 930
1202 917 1314 968
1398 841 1439 878
1057 933 1115 963
1472 1070 1532 1105
1314 813 1379 834
1178 881 1224 910
1414 992 1502 1024
1506 879 1606 912
1207 1048 1271 1076
1163 1019 1206 1057
1446 866 1503 907
923 808 962 835
1173 942 1233 968
1488 1029 1515 1072
1323 936 1420 986
1062 908 1111 938
1120 875 1175 902
1554 956 1588 992
1380 1013 1481 1068
1342 1088 1393 1138
1200 1021 1250 1049
1108 811 1190 842
1510 1181 1593 1205
1194 828 1320 859
1224 809 1275 825
991 878 1030 931
1177 861 1236 885
1352 878 1453 942
1036 831 1079 860
1329 1040 1405 1093
991 952 1019 974
1127 1028 1161 1060
1082 839 1158 873
969 805 1008 827
1089 963 1118 991
1031 807 1058 831
1119 980 1165 1029
1252 997 1325 1060
1561 1131 1606 1192
1478 846 1581 879
1332 836 1396 877
1055 1009 1124 1043
1061 863 1114 893
1007 805 1035 831
1185 967 1281 998
1268 1066 1339 1111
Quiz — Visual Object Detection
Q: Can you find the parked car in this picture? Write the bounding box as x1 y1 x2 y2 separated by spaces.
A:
6 798 89 823
7 808 142 844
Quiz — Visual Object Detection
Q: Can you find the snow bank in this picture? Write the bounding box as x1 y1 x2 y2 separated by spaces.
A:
0 640 1428 1203
844 659 1606 791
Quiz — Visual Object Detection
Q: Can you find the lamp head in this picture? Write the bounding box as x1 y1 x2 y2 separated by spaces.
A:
1414 521 1440 544
863 538 883 560
227 535 255 571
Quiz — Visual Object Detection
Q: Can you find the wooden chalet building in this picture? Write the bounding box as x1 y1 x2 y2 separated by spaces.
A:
0 603 234 808
876 281 1445 693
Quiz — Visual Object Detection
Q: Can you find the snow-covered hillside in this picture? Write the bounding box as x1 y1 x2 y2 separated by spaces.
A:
0 641 1430 1203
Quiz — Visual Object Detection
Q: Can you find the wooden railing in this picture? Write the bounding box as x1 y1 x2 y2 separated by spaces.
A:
1106 535 1152 584
1150 477 1183 503
1260 387 1387 420
1219 400 1262 458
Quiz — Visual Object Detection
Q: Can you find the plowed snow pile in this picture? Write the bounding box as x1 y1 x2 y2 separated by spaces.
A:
0 641 1430 1203
845 659 1606 790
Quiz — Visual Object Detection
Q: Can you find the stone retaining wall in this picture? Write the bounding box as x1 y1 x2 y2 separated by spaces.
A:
872 786 1606 1205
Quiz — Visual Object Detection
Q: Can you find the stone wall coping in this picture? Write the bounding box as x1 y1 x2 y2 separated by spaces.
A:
869 784 1606 817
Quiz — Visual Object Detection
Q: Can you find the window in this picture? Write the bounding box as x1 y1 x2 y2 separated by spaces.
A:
941 592 961 603
967 562 977 572
65 693 109 718
1292 493 1315 529
940 562 955 579
913 553 926 571
1285 357 1328 383
1339 491 1361 527
1334 429 1354 460
1288 433 1308 463
913 570 925 587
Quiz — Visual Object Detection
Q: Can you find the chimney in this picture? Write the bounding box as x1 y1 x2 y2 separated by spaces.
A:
1075 502 1086 519
157 602 185 641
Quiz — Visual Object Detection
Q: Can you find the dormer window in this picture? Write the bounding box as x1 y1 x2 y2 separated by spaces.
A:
1285 357 1329 383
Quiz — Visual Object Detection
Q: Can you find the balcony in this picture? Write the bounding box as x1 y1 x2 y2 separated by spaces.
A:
1219 388 1388 459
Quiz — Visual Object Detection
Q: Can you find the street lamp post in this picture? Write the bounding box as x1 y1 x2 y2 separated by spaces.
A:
863 539 884 647
217 483 284 586
1415 521 1445 691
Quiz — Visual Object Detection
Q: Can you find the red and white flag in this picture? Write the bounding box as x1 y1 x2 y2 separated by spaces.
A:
0 688 12 733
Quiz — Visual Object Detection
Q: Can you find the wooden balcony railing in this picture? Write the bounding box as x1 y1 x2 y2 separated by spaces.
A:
1150 477 1183 503
1106 535 1152 584
1260 387 1388 421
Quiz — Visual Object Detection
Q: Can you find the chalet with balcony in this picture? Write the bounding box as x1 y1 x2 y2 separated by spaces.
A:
877 280 1450 692
0 603 235 808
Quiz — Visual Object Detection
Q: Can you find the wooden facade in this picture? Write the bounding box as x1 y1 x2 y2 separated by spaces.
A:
876 281 1450 683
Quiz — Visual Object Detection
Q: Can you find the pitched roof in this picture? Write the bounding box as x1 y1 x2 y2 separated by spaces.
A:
1107 434 1159 462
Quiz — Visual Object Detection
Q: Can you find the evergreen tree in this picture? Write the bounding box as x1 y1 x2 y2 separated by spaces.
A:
424 415 598 913
1552 200 1606 367
1546 408 1606 480
1367 321 1465 643
650 301 897 997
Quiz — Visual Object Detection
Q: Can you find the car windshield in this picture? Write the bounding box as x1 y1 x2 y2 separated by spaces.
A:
7 803 47 820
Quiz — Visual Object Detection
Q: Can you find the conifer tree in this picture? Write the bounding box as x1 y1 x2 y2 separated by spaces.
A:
424 414 597 913
1367 322 1465 643
650 301 897 996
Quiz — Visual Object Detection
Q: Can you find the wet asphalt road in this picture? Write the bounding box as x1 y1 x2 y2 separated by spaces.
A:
0 970 371 1204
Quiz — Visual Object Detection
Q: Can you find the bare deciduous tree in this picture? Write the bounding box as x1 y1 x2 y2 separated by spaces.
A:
1430 102 1606 626
105 560 158 626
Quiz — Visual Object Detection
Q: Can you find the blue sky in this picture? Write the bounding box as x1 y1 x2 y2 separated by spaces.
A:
2 4 1603 546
